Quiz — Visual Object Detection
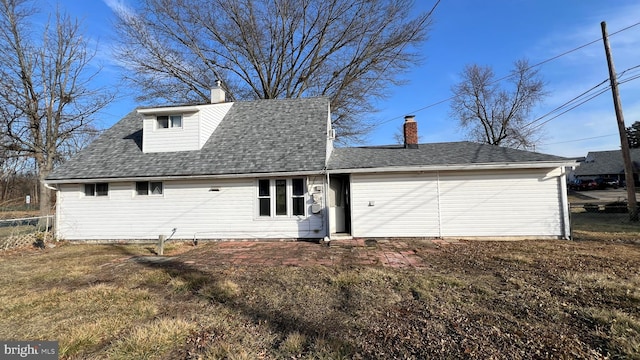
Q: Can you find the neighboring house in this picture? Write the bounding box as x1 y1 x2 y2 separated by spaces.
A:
573 149 640 184
46 87 575 241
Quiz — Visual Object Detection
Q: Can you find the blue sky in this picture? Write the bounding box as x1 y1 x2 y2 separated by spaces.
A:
50 0 640 157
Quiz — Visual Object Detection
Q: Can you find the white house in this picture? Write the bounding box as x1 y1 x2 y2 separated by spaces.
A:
46 88 575 241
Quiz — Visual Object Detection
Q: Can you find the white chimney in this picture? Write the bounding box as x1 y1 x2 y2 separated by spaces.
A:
210 80 225 104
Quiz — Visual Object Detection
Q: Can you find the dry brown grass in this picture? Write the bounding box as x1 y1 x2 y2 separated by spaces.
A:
0 217 639 359
572 212 640 244
0 209 40 220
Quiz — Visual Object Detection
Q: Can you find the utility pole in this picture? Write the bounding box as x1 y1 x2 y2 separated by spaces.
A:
601 21 638 221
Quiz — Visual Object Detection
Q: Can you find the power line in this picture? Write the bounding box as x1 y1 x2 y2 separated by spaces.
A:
372 20 640 128
525 63 640 130
528 86 611 131
619 73 640 85
527 21 640 70
540 133 617 146
524 79 610 129
617 63 640 78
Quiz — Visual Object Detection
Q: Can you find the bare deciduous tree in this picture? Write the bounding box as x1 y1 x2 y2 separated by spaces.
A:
450 59 546 150
0 0 113 215
112 0 437 142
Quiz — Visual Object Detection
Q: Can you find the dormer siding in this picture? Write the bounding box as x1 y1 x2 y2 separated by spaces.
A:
142 111 199 153
198 102 234 148
138 102 234 153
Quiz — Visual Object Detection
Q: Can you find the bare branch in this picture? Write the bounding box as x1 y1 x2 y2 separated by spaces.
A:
450 59 547 150
0 0 114 214
113 0 435 143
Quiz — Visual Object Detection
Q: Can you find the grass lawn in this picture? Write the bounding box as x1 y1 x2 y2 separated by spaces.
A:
0 215 639 359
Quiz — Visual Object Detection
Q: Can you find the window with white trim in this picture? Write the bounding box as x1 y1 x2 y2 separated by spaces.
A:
258 179 271 216
136 181 163 196
257 178 306 217
291 178 305 215
156 115 182 129
84 183 109 197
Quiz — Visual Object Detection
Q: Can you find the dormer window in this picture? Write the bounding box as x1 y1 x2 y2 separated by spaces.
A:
156 115 182 129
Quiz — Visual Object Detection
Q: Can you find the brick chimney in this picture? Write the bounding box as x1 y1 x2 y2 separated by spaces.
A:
403 115 418 149
210 80 225 104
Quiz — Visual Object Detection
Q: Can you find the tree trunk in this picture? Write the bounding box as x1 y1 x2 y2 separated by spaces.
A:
37 157 54 216
38 173 51 215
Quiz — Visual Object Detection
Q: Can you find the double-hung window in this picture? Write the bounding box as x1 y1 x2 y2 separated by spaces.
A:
258 178 306 217
84 183 108 197
156 115 182 129
291 178 305 215
258 180 271 216
136 181 163 196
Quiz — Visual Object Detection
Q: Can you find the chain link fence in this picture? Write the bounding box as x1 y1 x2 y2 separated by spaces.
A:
0 215 54 250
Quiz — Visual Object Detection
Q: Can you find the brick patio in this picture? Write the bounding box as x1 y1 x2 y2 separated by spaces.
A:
164 238 464 269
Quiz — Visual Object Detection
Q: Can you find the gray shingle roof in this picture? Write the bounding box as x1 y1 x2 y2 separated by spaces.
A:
327 142 569 170
47 97 329 180
573 149 640 176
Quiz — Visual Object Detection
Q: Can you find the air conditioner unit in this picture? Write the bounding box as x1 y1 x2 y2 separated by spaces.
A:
328 129 336 139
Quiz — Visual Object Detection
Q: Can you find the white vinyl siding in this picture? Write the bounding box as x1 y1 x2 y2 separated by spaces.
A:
56 176 323 241
141 102 233 153
350 173 440 237
198 102 233 148
438 170 563 237
349 168 566 239
143 112 198 152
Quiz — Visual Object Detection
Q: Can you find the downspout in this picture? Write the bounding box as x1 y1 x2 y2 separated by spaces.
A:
324 169 330 241
436 171 442 238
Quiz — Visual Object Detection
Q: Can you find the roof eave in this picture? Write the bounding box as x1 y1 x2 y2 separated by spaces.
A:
137 105 200 115
45 169 327 185
328 160 576 174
